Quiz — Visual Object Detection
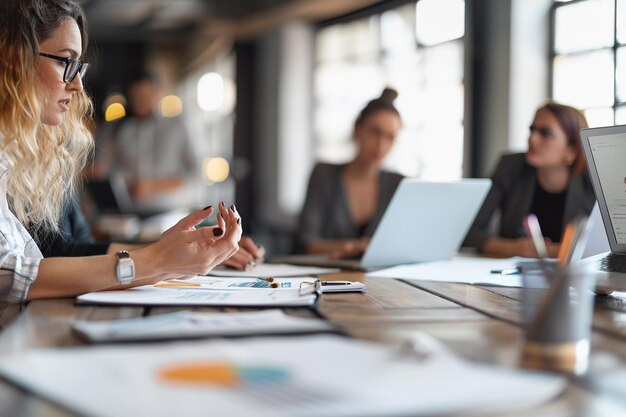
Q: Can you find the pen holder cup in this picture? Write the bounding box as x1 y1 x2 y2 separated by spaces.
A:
519 263 595 375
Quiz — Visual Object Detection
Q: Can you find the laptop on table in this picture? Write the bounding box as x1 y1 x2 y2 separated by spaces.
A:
276 179 491 271
579 124 626 292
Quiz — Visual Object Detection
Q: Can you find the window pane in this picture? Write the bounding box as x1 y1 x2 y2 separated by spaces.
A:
316 17 379 61
415 0 464 46
314 59 384 162
615 106 626 124
381 4 416 56
553 50 614 108
584 108 614 127
617 47 626 102
555 0 614 54
382 41 464 179
618 0 626 44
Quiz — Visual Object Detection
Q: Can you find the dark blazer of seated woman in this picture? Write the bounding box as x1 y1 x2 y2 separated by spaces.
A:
297 162 403 254
463 152 595 252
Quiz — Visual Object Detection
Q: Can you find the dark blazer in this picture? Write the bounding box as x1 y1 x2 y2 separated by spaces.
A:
31 198 110 258
297 163 403 250
463 153 596 249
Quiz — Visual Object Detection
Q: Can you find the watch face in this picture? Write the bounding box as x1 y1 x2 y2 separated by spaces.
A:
119 264 134 278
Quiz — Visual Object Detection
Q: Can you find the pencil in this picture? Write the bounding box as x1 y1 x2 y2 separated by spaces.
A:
155 281 201 288
557 223 576 267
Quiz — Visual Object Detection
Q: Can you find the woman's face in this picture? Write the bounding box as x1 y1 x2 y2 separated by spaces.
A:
525 108 577 170
354 110 401 166
36 18 84 126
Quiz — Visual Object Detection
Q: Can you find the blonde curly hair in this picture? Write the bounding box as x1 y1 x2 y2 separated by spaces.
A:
0 0 93 233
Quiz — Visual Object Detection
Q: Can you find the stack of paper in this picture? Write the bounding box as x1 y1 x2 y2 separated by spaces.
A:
72 310 337 343
0 334 565 417
77 285 317 307
366 256 530 287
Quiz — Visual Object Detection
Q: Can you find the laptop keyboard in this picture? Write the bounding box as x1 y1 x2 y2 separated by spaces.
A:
600 253 626 273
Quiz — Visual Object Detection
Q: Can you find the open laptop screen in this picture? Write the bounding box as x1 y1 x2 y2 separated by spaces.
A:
582 126 626 249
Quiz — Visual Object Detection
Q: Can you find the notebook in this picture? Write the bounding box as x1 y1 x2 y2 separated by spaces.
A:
277 179 491 270
579 124 626 292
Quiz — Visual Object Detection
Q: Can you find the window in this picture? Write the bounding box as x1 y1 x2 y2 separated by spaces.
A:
551 0 624 126
313 0 465 179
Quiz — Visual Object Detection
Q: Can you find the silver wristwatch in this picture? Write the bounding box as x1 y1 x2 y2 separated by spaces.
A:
115 251 135 285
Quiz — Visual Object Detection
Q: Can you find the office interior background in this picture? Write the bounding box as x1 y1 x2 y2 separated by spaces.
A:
83 0 619 254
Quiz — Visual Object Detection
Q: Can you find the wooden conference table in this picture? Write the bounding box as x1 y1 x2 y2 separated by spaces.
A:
0 271 625 416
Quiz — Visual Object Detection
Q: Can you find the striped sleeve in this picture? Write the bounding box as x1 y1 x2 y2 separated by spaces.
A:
0 222 41 304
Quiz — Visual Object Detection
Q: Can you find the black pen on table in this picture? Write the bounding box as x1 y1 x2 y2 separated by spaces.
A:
321 281 351 286
490 267 521 275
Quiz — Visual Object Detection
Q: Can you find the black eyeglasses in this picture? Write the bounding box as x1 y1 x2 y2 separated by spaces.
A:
38 52 90 83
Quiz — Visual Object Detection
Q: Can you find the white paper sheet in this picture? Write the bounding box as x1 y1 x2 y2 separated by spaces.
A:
76 285 317 307
365 256 531 287
72 310 337 342
0 334 565 417
165 276 366 293
207 263 340 278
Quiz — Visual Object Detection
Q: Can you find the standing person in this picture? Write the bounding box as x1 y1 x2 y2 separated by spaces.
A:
95 72 197 214
298 88 404 259
0 0 242 303
464 102 596 258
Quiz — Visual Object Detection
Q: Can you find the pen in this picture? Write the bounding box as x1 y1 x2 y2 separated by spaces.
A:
321 281 352 286
255 276 275 283
489 268 520 275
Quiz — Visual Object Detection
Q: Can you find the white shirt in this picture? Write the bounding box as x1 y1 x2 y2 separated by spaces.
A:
0 159 42 304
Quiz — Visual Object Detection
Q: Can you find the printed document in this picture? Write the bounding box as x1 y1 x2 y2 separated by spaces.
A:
72 310 337 342
76 285 317 307
0 334 565 417
366 256 530 287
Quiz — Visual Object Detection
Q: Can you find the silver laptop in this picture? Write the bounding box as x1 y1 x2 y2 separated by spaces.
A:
579 124 626 291
276 179 491 270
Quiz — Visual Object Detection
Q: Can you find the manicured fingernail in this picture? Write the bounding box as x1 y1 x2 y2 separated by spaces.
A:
202 205 212 211
237 218 241 225
213 228 223 236
220 201 225 207
229 204 235 212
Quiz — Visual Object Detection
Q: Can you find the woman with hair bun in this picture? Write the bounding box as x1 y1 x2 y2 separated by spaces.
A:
297 88 404 259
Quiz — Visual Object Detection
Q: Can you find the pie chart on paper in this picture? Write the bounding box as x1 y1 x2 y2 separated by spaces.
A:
158 362 290 387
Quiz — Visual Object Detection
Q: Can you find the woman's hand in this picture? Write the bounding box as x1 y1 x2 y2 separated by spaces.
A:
135 202 242 280
481 236 558 258
160 204 264 271
221 237 266 270
329 237 370 260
